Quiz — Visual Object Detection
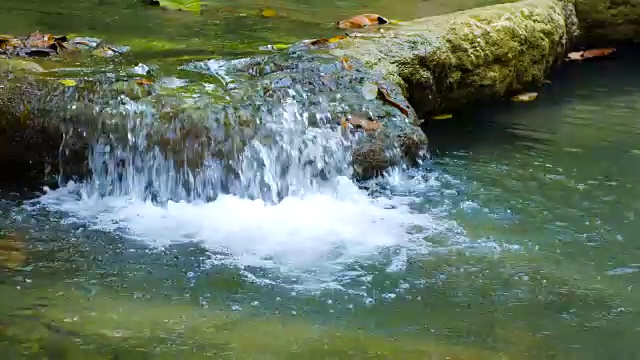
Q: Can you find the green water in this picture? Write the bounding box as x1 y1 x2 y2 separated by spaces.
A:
2 0 640 359
0 0 512 61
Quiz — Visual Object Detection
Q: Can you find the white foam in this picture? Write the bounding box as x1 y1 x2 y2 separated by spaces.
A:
31 175 503 290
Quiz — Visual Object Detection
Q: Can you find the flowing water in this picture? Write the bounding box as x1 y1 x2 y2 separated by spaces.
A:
2 1 640 359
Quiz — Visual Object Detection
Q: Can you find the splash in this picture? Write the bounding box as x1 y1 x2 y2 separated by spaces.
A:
28 59 512 292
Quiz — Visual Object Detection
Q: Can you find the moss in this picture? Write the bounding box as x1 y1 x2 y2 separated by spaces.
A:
0 282 512 359
575 0 640 44
340 0 575 116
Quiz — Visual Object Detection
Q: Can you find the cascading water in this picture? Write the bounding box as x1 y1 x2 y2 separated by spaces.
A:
31 57 512 291
80 93 352 205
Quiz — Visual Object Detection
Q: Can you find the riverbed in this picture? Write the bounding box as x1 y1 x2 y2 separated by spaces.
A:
1 0 639 359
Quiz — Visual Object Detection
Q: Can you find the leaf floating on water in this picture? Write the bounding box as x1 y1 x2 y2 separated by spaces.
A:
431 114 453 120
156 0 201 12
510 92 538 102
583 48 616 59
348 115 382 132
59 79 77 87
377 83 410 116
261 8 277 18
336 14 389 29
566 48 616 61
362 82 378 100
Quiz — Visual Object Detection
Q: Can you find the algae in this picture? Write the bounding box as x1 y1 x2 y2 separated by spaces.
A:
575 0 640 44
340 0 576 116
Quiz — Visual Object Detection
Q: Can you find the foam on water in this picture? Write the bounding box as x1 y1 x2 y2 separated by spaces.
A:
36 162 504 290
33 172 510 291
24 69 515 291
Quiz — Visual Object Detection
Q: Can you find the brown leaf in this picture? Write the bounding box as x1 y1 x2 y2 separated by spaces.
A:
336 13 389 29
377 83 410 116
309 35 346 47
341 56 353 71
566 48 615 61
582 47 616 59
350 115 381 131
135 78 154 86
25 31 54 48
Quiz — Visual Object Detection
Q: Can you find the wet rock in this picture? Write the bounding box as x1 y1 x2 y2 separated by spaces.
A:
339 0 577 116
574 0 640 44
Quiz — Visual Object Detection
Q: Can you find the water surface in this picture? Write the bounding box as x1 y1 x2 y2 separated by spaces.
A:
1 1 640 359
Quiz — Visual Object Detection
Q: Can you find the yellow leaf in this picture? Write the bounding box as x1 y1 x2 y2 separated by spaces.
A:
273 43 290 50
432 114 452 120
510 92 537 102
261 8 277 17
59 79 77 87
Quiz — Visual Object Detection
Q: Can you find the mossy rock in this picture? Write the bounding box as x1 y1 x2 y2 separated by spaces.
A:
338 0 577 116
574 0 640 44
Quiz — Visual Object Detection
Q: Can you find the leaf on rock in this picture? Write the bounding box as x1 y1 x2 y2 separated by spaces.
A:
157 0 201 12
309 35 346 47
348 115 381 132
336 14 389 29
59 79 77 87
510 92 538 102
261 8 277 18
135 78 154 86
432 114 452 120
377 83 410 116
583 48 616 59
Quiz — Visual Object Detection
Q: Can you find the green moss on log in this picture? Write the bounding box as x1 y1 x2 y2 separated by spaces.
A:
341 0 576 116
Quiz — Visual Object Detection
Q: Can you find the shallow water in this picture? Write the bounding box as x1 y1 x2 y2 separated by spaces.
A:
2 1 640 359
0 0 513 61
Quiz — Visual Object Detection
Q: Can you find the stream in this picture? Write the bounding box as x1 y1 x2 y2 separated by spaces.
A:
1 1 640 359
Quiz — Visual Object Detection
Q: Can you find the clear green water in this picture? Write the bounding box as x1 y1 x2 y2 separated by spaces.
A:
2 1 640 359
0 0 513 61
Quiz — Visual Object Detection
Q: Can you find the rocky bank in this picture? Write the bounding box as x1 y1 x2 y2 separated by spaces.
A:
0 0 636 187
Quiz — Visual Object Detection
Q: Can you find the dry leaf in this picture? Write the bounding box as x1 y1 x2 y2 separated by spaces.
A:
135 78 154 86
377 83 410 116
336 14 389 29
582 47 616 59
59 79 77 87
341 56 353 71
510 92 538 102
432 114 452 120
566 51 584 60
261 8 277 17
566 48 615 61
349 116 381 131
